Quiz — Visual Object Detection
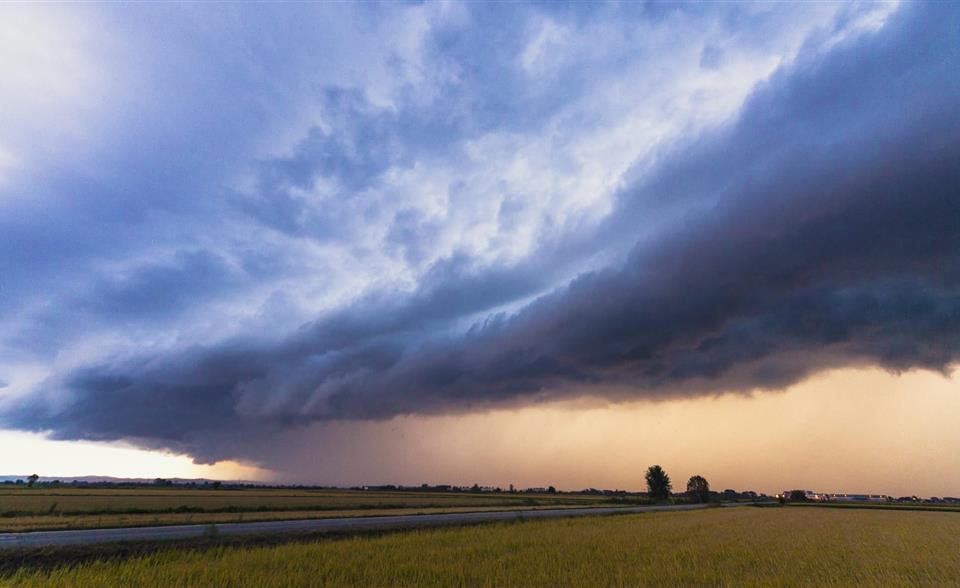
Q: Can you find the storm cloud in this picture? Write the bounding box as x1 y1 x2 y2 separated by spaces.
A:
2 2 958 466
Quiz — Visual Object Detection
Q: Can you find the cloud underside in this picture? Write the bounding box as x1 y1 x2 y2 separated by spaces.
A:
5 3 960 464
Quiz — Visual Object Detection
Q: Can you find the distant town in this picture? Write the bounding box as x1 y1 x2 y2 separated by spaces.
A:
777 490 960 505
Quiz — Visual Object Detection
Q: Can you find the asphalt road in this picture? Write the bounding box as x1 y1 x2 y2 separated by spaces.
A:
0 503 714 549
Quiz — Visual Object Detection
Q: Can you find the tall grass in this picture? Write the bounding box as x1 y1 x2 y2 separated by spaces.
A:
0 504 602 533
6 507 959 587
0 488 611 532
0 488 604 516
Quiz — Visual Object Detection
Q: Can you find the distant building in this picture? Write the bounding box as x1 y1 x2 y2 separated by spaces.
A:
779 490 818 501
824 493 890 503
781 490 891 503
778 490 894 502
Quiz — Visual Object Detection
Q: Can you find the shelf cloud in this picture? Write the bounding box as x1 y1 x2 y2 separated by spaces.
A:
1 2 957 468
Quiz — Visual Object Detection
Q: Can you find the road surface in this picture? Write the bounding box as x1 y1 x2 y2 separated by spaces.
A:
0 503 715 549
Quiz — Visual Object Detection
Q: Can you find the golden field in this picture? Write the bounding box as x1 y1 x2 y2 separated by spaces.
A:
0 487 609 532
5 507 959 587
0 487 603 513
0 504 601 533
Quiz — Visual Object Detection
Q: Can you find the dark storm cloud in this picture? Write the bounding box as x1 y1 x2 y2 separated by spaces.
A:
3 3 959 464
6 252 563 458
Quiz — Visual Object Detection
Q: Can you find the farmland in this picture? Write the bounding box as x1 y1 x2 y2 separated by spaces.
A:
786 501 960 514
5 507 960 587
0 487 617 533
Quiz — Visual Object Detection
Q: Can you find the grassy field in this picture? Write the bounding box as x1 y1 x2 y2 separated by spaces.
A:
786 501 960 513
0 504 605 533
0 488 614 532
5 507 959 587
0 487 605 514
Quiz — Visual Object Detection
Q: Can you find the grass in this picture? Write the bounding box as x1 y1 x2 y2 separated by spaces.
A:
786 501 960 513
5 507 959 587
0 504 606 533
0 488 616 532
0 487 605 514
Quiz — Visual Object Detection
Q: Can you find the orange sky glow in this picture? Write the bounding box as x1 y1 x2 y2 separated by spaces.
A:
4 366 957 497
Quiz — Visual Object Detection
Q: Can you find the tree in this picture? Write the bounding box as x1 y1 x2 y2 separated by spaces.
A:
789 489 808 502
686 475 710 503
547 485 557 494
645 465 672 501
211 481 222 490
27 474 39 488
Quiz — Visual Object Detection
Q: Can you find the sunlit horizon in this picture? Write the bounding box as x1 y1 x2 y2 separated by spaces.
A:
6 366 958 498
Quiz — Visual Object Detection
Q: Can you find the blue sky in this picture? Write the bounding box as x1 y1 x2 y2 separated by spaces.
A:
2 2 959 486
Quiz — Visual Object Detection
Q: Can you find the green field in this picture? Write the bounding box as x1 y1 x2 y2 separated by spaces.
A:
5 507 959 587
0 487 615 532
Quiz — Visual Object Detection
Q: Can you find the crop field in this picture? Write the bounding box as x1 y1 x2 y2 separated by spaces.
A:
5 507 959 587
786 501 960 513
0 488 613 532
0 487 604 513
0 504 604 533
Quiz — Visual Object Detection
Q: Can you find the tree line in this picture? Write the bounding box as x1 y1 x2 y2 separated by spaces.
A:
14 468 747 502
645 465 712 503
